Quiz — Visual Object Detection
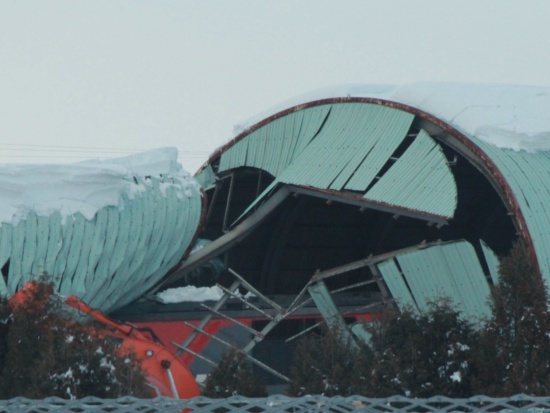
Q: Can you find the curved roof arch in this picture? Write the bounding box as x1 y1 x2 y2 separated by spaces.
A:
190 85 550 315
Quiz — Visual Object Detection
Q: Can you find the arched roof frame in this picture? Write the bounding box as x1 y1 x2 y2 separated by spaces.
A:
197 97 533 270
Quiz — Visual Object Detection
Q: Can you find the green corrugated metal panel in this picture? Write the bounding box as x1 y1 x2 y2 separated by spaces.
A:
331 108 413 191
61 213 85 295
342 111 414 192
52 214 73 289
481 239 500 284
350 323 372 344
219 103 460 224
364 130 457 218
44 212 62 278
86 208 119 306
70 217 95 298
195 164 216 190
100 178 169 311
219 105 331 177
376 259 417 311
21 212 37 284
104 180 203 312
470 139 550 290
31 215 49 277
278 104 412 189
392 241 491 319
111 177 176 310
8 216 27 292
83 208 108 298
0 175 203 314
308 280 357 346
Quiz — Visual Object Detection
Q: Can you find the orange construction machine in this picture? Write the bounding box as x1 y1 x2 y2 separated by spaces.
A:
10 282 200 399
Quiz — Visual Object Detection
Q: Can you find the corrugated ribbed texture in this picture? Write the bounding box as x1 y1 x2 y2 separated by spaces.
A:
216 103 458 221
377 259 417 311
481 239 500 284
279 104 414 189
0 175 203 313
195 164 216 190
218 105 331 176
472 139 550 288
364 130 457 218
378 241 491 319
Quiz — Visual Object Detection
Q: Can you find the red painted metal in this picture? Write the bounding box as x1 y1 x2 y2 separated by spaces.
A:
9 283 200 399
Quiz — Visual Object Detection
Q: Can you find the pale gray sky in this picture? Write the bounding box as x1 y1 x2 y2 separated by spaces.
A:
1 1 549 173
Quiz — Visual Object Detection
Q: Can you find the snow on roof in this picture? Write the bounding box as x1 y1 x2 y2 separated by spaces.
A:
234 83 550 153
0 147 200 226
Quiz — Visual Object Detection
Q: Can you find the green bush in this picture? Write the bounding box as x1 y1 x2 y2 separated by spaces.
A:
287 301 476 398
0 281 149 399
472 242 550 396
287 326 363 396
366 300 477 397
287 241 550 397
203 347 266 397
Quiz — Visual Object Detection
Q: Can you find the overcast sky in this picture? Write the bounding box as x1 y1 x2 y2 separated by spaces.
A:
1 1 549 173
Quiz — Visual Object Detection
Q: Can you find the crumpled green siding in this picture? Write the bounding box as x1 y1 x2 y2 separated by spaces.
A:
219 105 331 177
279 104 414 190
216 103 458 220
365 130 457 218
377 259 417 310
470 139 550 290
195 164 216 190
0 175 203 313
377 240 492 320
481 239 500 284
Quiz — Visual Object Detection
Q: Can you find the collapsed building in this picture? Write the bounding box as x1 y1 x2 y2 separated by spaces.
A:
114 83 550 390
0 148 203 313
2 83 550 392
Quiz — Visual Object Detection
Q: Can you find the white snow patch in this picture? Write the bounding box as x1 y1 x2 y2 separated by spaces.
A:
0 147 201 226
156 285 224 303
234 83 550 153
450 371 462 383
60 368 73 379
66 386 75 400
455 342 470 351
100 357 115 372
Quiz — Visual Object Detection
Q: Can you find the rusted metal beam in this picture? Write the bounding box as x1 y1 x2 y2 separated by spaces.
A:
288 185 449 225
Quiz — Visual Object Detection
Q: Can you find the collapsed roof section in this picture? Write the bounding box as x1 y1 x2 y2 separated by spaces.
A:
201 103 457 223
0 149 205 313
158 96 533 318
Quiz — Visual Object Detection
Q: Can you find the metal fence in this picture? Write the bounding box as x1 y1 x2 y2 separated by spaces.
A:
3 394 550 413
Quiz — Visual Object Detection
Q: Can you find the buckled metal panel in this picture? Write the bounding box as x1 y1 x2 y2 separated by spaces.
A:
481 239 500 285
218 105 331 177
391 241 491 319
279 104 414 190
0 175 203 313
377 258 418 311
217 102 459 224
471 139 550 289
194 164 216 190
365 130 457 218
